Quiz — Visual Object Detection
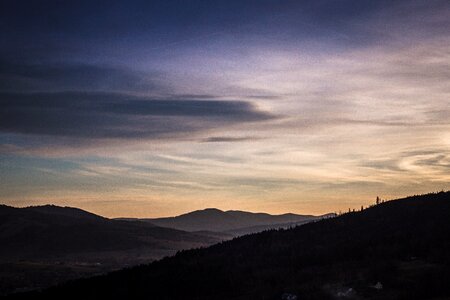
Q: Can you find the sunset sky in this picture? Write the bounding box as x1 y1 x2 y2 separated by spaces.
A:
1 0 449 217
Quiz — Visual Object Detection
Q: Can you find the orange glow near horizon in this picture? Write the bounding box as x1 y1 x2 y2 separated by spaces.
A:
1 1 449 218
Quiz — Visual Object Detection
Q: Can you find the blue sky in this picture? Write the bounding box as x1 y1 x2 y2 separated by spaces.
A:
1 0 449 217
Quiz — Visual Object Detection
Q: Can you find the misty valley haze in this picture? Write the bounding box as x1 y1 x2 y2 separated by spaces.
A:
0 204 327 295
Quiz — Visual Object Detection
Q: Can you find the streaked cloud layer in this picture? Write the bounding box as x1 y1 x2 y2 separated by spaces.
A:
1 91 274 139
0 0 449 217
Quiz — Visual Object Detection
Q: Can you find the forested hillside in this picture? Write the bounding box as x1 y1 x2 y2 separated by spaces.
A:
13 192 450 299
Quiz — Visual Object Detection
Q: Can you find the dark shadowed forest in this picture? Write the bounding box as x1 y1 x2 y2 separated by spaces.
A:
0 205 325 295
7 191 450 300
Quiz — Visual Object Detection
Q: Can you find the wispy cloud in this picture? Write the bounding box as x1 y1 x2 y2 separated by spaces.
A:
1 0 449 217
201 136 262 143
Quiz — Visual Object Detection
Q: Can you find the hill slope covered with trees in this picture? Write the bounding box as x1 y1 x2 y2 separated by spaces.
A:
9 192 450 299
0 205 227 295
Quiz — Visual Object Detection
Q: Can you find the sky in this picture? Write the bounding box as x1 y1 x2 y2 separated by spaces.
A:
0 0 449 217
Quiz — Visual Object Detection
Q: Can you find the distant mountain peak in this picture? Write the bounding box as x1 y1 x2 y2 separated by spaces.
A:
146 208 329 234
192 208 225 214
202 208 223 212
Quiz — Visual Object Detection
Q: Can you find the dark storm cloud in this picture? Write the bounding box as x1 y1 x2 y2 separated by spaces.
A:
0 92 275 139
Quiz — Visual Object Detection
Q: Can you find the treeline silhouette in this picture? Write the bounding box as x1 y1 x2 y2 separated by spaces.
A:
9 191 450 300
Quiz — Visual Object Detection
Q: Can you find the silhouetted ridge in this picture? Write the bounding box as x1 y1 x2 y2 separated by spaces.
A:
0 205 225 258
15 191 450 299
25 205 105 220
143 208 328 233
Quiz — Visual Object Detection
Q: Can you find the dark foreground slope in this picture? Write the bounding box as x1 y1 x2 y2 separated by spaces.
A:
11 192 450 300
0 205 227 295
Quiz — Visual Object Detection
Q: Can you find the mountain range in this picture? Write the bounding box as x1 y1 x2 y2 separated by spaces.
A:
0 204 326 295
118 208 332 236
0 205 225 260
10 191 450 299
